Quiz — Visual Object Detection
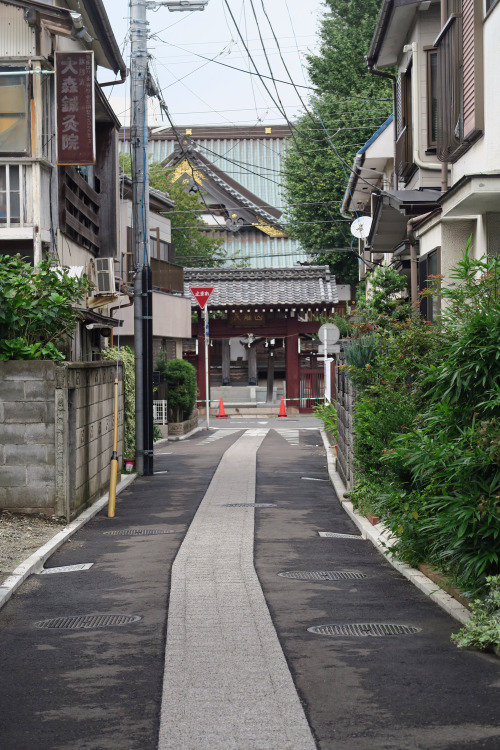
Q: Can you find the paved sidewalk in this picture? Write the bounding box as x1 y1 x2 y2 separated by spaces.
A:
158 429 316 750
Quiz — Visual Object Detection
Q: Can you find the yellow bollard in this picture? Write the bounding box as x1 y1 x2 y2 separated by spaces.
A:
107 377 120 518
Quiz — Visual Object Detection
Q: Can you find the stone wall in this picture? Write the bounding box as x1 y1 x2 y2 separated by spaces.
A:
0 361 124 520
335 350 356 490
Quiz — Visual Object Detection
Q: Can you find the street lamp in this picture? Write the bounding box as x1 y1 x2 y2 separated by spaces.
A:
130 0 210 476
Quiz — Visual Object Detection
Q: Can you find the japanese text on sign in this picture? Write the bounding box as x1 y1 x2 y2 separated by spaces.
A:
56 51 95 166
190 286 214 309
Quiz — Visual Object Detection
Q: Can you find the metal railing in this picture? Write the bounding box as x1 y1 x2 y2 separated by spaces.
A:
153 400 168 425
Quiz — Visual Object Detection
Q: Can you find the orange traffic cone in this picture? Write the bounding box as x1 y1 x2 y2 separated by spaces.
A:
278 396 287 418
216 397 229 419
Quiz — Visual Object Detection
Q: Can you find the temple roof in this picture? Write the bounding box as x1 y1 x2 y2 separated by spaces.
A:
163 138 288 238
184 266 338 307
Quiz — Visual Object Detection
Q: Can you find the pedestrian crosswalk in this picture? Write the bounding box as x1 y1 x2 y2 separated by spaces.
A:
275 428 300 446
198 427 303 446
198 429 242 444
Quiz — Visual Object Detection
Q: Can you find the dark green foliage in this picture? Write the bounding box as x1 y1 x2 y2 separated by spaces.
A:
158 358 197 422
282 0 392 284
0 255 89 361
349 250 500 595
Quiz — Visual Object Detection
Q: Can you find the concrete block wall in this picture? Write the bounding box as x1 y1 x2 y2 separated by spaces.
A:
0 360 124 519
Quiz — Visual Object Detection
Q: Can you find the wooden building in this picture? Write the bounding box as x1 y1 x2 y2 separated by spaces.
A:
184 266 341 413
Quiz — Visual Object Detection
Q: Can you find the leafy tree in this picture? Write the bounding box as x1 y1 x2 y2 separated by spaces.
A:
121 154 226 267
282 0 392 285
0 255 89 361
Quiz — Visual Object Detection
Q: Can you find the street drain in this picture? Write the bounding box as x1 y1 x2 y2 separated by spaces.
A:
221 503 277 508
34 614 142 630
308 623 421 637
318 532 364 540
278 570 367 581
103 529 178 536
40 564 94 574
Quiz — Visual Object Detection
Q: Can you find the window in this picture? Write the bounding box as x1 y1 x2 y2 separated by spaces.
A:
436 0 484 163
0 68 29 154
419 248 441 321
486 0 499 12
0 164 21 224
426 50 438 148
395 63 415 182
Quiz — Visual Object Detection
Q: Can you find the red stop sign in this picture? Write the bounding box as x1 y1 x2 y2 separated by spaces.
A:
190 286 214 309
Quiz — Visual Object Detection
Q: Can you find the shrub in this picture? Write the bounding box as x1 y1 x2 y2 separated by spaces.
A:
452 575 500 651
102 346 135 456
314 401 337 438
0 255 89 360
163 358 197 422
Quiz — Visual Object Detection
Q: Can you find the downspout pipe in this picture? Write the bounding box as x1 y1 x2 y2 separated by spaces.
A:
100 69 128 88
407 217 419 307
366 62 398 189
403 42 441 172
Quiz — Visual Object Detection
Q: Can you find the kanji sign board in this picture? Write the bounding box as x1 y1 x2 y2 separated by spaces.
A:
56 51 95 166
190 286 214 309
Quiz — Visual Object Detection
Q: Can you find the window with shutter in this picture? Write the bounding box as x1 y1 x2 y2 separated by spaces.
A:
395 64 415 183
436 0 483 163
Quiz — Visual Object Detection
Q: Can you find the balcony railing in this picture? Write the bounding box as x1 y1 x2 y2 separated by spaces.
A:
151 258 184 292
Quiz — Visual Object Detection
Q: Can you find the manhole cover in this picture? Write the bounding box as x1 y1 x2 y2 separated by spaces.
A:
318 532 364 540
278 570 367 581
40 564 94 574
221 503 277 508
308 623 421 637
34 614 142 630
103 529 177 536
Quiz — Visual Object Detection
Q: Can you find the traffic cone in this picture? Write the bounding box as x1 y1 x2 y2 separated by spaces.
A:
278 396 287 418
216 397 229 419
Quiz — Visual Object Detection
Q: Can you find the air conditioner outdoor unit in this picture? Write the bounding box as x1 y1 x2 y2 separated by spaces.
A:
93 258 115 295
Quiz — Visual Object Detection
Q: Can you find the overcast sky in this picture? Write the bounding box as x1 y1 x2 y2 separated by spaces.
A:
100 0 325 128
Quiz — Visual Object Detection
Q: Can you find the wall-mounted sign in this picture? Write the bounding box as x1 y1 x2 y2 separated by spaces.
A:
56 51 95 166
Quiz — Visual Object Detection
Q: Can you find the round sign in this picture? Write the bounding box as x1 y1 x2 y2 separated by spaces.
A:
318 323 340 346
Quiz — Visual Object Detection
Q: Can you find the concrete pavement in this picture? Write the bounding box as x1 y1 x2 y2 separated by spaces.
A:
0 419 499 750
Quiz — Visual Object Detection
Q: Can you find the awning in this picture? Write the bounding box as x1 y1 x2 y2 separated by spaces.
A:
367 189 440 253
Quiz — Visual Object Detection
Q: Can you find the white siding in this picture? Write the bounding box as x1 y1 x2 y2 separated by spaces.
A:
0 5 36 57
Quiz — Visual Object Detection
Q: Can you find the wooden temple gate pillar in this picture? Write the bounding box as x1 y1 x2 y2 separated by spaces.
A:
285 316 300 410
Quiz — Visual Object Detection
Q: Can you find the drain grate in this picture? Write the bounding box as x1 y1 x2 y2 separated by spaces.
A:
34 614 142 630
278 570 367 581
40 564 94 574
103 529 177 536
308 623 421 637
221 503 277 508
318 532 364 540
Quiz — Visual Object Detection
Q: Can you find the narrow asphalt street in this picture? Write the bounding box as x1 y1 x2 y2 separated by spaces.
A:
0 418 499 749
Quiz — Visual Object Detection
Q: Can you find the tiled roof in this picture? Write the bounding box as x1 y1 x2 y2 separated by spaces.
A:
184 266 338 307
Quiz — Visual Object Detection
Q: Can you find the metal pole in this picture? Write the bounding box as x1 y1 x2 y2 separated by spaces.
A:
107 378 120 518
323 328 328 402
205 305 210 429
130 0 150 475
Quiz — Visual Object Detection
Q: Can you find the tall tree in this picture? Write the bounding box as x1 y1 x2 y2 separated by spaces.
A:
282 0 392 286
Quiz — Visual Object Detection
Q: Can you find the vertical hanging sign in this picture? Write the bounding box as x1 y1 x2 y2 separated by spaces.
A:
55 51 95 166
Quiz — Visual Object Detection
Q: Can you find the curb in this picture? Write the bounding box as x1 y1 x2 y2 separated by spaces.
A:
319 430 471 626
0 473 137 612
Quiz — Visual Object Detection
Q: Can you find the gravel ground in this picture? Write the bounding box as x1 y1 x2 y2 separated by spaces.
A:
0 511 66 584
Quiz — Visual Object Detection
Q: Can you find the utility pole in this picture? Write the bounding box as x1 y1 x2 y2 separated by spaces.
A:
129 0 209 475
